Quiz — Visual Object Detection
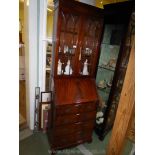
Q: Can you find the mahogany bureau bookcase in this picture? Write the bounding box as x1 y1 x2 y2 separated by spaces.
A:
47 0 104 152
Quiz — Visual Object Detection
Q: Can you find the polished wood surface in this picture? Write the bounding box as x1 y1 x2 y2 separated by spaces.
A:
49 78 98 150
106 39 135 155
55 102 96 115
54 78 98 105
55 111 96 126
53 120 95 138
48 0 103 151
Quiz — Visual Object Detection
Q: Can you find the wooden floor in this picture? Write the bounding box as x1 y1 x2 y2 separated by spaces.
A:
19 80 26 126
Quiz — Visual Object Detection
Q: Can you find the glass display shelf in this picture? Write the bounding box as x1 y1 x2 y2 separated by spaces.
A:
98 65 115 72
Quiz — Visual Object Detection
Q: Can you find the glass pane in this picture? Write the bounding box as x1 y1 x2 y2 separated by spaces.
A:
96 24 125 121
79 18 103 76
57 11 80 76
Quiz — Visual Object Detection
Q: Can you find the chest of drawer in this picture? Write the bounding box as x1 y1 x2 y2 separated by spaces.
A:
55 102 97 116
53 120 95 137
55 111 96 126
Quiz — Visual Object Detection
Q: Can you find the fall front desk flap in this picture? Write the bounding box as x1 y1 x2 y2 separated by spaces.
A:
54 78 98 105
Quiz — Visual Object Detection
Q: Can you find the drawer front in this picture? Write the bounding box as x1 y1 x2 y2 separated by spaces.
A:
55 111 96 126
53 120 95 137
56 102 97 116
53 131 92 148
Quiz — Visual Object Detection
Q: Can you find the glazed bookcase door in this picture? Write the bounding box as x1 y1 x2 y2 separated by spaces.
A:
78 17 103 77
56 10 81 76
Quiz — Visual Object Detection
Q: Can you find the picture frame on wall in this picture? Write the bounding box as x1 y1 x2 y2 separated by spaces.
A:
39 91 52 132
41 91 52 103
39 102 51 132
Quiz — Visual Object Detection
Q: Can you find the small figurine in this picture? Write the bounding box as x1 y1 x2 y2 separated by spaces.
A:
96 111 104 124
98 80 106 88
98 95 106 110
64 60 73 75
82 59 89 75
57 59 63 75
107 76 113 87
108 58 116 68
85 48 92 55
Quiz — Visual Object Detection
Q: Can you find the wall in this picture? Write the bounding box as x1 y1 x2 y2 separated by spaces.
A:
46 11 53 38
19 2 25 42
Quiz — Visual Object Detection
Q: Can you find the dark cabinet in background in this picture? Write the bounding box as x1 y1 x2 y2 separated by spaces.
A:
95 1 134 140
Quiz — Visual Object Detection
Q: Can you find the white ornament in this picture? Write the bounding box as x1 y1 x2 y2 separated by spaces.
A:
82 59 89 75
99 117 104 123
96 111 104 118
57 59 63 75
64 60 73 75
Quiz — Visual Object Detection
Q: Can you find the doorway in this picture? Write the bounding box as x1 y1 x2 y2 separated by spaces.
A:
19 0 27 129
